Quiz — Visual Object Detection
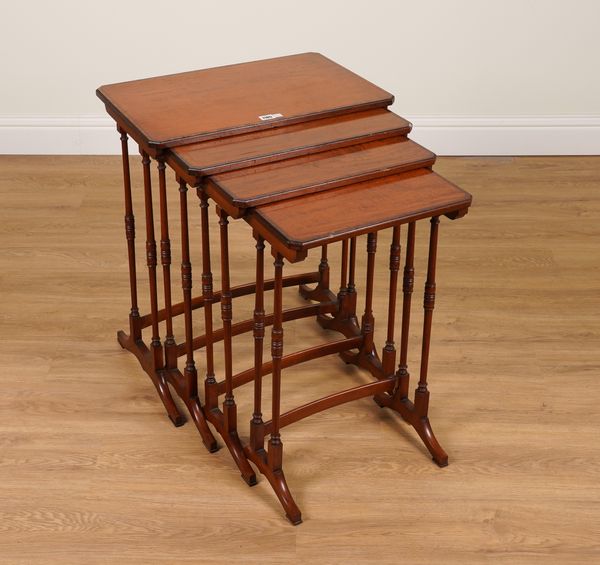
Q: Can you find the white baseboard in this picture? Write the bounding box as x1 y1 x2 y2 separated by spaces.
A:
0 114 599 156
406 115 600 156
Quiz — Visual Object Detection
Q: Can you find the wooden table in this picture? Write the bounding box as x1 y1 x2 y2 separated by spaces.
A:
97 53 472 524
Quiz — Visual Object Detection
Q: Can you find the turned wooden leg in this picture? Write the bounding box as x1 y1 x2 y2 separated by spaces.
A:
396 221 416 400
340 232 382 375
375 218 448 467
360 232 378 357
177 180 218 448
138 150 181 425
218 209 257 485
348 236 357 297
268 253 302 525
299 245 334 303
375 224 409 406
382 226 401 377
412 216 448 467
250 234 266 452
315 238 361 338
340 239 349 297
198 192 218 411
118 128 141 342
157 159 177 369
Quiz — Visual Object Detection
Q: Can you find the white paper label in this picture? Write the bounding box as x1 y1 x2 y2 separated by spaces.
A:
258 113 283 121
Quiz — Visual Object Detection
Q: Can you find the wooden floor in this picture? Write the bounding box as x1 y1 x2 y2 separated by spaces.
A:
1 156 599 564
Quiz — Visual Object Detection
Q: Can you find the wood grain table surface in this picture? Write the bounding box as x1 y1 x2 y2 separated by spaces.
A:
97 53 393 149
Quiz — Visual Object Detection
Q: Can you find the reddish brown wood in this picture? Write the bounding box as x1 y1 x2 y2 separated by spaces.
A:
209 208 257 486
417 216 439 396
115 151 184 429
340 239 349 294
269 254 284 458
206 137 435 215
97 53 393 149
230 335 362 393
157 158 177 369
178 297 337 359
178 180 196 384
141 152 163 370
374 217 448 467
168 180 218 448
169 109 411 176
361 232 378 355
245 251 302 526
118 128 141 342
218 210 236 429
311 237 360 339
138 271 320 328
103 53 474 526
248 168 471 262
382 226 401 376
299 245 334 303
397 221 416 399
348 237 357 295
250 235 266 451
199 192 218 411
264 376 395 435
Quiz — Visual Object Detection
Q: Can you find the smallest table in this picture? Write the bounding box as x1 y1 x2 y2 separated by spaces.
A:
233 167 471 524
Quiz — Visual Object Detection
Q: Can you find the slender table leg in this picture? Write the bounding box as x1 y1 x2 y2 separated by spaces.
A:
375 218 448 467
382 226 401 377
396 221 416 399
157 159 176 369
122 150 181 426
141 152 163 371
299 245 333 302
340 232 382 374
199 192 218 411
411 216 448 466
118 128 141 342
177 181 217 447
315 237 361 338
360 232 378 356
218 209 257 485
340 239 349 298
268 253 302 525
219 210 236 434
348 237 357 298
250 235 266 451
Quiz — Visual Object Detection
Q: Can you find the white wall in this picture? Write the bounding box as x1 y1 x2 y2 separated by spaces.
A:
1 0 599 155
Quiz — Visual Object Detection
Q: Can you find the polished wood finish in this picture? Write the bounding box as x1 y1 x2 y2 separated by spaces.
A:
249 168 471 261
140 151 162 368
206 136 435 216
382 225 401 376
240 174 470 520
157 158 176 368
5 155 598 561
169 109 411 177
118 128 141 341
97 54 472 526
199 193 218 411
250 235 266 451
97 53 393 149
396 221 416 399
139 270 320 327
178 180 196 397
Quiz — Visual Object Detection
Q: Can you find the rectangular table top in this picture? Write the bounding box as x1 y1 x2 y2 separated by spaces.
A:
206 137 435 217
248 169 472 262
97 53 393 149
168 109 411 178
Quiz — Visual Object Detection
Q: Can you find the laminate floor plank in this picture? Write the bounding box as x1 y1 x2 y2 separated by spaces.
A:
0 155 598 564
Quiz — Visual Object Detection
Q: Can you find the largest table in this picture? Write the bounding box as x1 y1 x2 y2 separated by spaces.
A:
97 53 472 524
